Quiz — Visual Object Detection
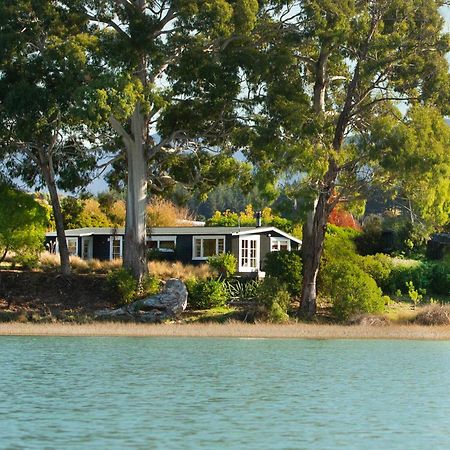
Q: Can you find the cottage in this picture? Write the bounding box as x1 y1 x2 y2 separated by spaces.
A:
45 226 301 276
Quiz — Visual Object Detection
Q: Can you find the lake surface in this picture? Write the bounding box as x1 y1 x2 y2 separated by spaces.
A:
1 338 450 450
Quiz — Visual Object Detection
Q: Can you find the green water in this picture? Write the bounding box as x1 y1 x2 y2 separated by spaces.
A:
1 338 450 449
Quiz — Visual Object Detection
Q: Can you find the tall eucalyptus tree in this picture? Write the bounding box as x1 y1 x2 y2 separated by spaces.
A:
0 0 103 275
239 0 450 317
74 0 259 282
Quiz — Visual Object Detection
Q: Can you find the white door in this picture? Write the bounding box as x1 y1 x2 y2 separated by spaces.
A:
239 235 260 272
81 237 93 260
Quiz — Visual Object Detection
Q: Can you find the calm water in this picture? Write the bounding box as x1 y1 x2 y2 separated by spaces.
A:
1 338 450 450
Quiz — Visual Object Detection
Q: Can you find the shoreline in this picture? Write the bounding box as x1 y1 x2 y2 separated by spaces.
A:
1 322 450 339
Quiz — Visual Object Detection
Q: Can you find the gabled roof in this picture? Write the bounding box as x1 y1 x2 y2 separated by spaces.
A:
233 227 302 244
46 226 302 243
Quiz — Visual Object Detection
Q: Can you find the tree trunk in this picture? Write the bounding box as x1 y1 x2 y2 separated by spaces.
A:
300 164 337 319
39 149 71 276
120 103 148 283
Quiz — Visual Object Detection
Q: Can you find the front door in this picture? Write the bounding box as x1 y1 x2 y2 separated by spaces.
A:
81 236 93 260
238 235 260 273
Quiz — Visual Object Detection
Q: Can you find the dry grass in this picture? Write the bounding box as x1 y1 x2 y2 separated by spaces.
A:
1 321 450 339
148 260 214 280
39 252 122 274
415 305 450 326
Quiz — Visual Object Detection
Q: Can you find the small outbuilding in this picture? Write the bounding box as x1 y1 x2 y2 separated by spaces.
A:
45 226 301 276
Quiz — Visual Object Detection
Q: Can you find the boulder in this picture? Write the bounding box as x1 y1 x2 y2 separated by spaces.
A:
95 278 188 323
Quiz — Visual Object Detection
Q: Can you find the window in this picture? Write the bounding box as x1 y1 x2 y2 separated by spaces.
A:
66 237 78 256
148 236 176 252
110 236 123 259
270 237 290 252
192 236 225 260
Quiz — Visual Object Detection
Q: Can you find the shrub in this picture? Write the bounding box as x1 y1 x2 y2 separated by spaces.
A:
320 261 386 321
385 259 432 295
208 252 237 278
141 275 161 297
254 277 291 323
358 253 393 291
107 268 137 304
148 260 213 280
186 278 229 309
428 261 450 296
264 250 302 296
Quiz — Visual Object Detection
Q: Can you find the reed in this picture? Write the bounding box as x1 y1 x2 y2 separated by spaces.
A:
148 260 214 280
1 322 450 339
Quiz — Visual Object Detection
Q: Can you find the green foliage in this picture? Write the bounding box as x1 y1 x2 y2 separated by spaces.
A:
107 268 137 304
186 278 229 309
406 281 423 307
357 254 393 292
0 184 49 265
264 250 302 296
208 252 237 278
320 261 386 321
206 204 294 233
254 277 291 323
385 259 449 297
141 275 161 297
224 278 261 302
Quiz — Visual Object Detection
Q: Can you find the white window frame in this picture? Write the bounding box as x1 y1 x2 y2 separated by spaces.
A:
270 237 291 252
56 237 78 256
192 235 226 260
148 236 177 252
109 236 123 260
238 235 260 273
81 236 93 260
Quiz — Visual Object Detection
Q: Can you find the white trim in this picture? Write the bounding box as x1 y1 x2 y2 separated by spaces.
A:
56 237 78 256
238 235 260 273
81 236 93 259
148 235 177 252
192 235 226 260
270 237 291 252
109 236 123 260
233 226 302 244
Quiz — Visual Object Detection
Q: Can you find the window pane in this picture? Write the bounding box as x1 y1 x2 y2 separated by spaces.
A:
280 242 289 251
217 238 224 254
203 239 217 257
112 239 121 259
195 238 201 257
147 241 157 249
67 238 77 256
159 240 175 250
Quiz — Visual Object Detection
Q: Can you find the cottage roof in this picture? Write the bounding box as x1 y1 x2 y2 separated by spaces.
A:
46 226 302 244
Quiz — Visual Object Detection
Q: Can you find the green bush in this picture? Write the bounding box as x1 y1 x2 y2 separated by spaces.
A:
385 260 432 295
107 268 137 304
208 252 237 278
186 278 229 309
141 275 161 297
358 253 393 291
254 276 291 323
320 261 386 321
428 261 450 296
264 250 302 296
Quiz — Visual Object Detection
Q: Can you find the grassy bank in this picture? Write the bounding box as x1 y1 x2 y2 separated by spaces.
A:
1 321 450 339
